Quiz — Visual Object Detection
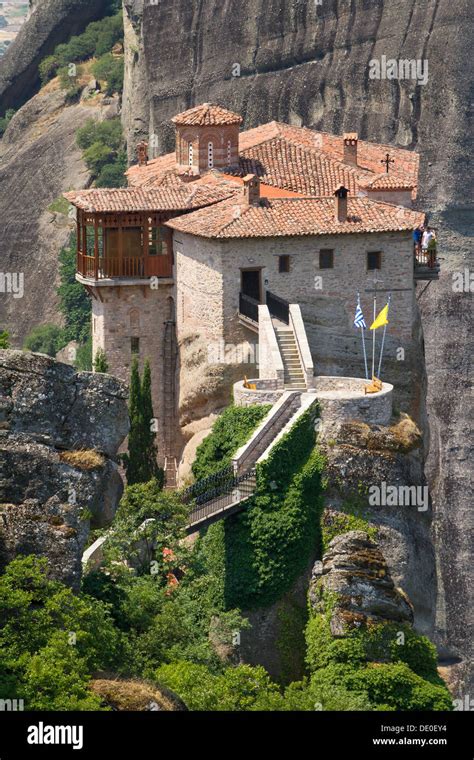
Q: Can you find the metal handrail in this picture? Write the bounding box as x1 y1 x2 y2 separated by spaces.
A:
266 290 289 324
239 292 260 322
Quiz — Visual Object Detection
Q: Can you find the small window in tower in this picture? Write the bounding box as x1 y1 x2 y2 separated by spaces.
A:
227 139 232 165
131 337 140 355
188 142 193 167
367 251 382 270
279 255 290 273
208 142 214 168
319 249 334 269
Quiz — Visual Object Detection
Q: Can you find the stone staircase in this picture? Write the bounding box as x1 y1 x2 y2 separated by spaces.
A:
275 326 306 390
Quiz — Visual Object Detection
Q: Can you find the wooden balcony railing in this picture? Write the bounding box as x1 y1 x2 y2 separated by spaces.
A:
77 252 173 280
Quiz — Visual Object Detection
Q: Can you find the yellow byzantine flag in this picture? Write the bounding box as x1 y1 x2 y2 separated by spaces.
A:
370 303 389 331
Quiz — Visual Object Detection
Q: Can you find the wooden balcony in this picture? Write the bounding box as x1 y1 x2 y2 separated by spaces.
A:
77 251 173 280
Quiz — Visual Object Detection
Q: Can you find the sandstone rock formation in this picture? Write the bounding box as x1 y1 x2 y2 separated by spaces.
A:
309 531 414 635
0 0 110 112
0 86 119 346
0 350 129 588
318 415 435 636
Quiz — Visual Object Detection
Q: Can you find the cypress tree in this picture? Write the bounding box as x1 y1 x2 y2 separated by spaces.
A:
123 357 164 486
141 359 164 487
123 357 144 484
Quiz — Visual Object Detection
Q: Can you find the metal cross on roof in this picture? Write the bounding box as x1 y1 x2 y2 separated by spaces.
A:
381 153 395 173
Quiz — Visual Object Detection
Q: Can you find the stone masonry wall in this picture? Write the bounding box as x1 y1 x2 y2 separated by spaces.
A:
91 282 176 466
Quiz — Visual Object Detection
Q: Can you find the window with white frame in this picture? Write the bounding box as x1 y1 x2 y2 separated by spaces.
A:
188 142 193 167
227 140 232 164
208 141 214 168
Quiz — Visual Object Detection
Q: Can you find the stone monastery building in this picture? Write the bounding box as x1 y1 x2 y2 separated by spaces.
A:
65 103 438 486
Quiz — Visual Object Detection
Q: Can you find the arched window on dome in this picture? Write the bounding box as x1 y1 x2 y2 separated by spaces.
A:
227 140 232 165
208 141 214 169
188 142 193 167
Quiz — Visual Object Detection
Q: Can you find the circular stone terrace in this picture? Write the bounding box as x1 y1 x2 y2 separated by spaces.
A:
234 376 393 430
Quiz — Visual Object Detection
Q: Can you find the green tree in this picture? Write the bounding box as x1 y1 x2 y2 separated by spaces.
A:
0 556 122 710
93 348 109 373
0 108 15 137
57 232 92 345
122 358 164 486
23 324 65 357
0 329 9 348
91 52 124 95
75 336 92 371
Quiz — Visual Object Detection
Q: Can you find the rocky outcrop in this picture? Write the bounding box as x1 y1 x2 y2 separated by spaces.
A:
0 0 110 112
319 415 436 636
309 531 414 635
0 350 129 589
0 86 119 346
89 678 187 711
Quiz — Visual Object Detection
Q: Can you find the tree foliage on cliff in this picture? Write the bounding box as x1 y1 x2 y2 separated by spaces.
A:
39 11 123 86
76 118 126 187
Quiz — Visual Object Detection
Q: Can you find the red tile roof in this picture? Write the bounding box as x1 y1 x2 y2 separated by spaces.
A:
64 183 238 213
127 119 418 199
166 196 425 239
171 103 243 127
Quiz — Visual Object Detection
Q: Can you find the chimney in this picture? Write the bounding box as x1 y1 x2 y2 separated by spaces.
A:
243 174 261 206
136 141 149 167
334 185 349 223
343 132 358 166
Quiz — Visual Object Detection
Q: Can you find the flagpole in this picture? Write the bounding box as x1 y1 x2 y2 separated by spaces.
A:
357 292 369 379
372 284 377 379
377 293 391 379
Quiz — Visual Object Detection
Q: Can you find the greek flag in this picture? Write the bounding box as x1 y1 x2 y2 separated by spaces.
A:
354 297 366 329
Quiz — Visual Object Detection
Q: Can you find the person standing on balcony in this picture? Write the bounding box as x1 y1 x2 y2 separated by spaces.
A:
413 225 423 259
422 227 436 268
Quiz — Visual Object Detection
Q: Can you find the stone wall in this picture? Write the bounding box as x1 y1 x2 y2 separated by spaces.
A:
314 376 393 438
233 379 282 407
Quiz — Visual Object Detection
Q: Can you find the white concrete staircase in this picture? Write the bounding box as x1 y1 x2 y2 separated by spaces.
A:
275 326 306 390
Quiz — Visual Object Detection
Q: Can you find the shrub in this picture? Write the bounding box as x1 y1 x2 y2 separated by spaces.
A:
0 108 15 137
154 661 284 711
192 404 271 481
0 556 122 709
57 232 92 345
0 329 9 348
39 55 60 84
93 348 109 373
23 323 65 357
92 52 124 95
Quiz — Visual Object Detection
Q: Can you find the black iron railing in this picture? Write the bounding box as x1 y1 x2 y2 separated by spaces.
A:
182 465 235 505
186 468 257 528
239 292 259 323
266 290 289 324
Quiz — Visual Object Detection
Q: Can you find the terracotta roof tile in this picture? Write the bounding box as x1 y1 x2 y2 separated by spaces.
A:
166 196 425 239
171 103 243 127
63 183 238 213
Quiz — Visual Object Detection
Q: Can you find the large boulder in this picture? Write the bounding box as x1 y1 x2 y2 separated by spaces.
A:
0 350 129 588
310 530 414 636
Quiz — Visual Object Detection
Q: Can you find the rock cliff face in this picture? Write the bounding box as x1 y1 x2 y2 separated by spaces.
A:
0 350 129 589
123 0 473 688
0 0 109 112
0 86 119 346
309 531 414 634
